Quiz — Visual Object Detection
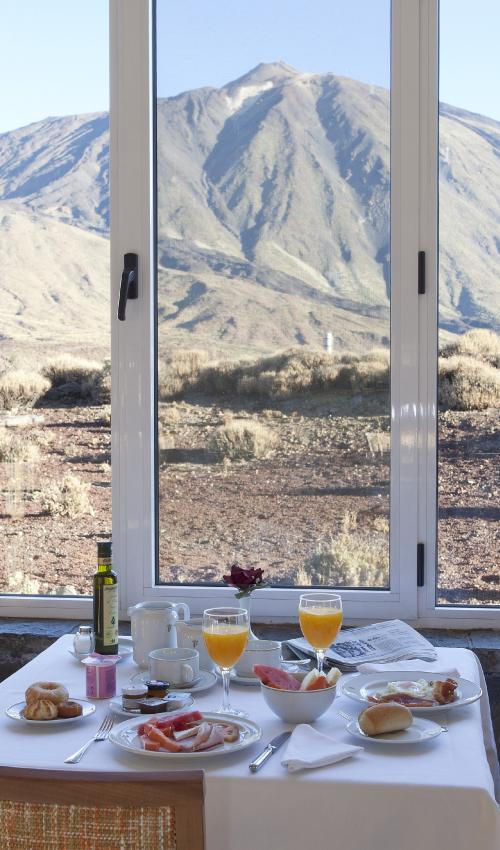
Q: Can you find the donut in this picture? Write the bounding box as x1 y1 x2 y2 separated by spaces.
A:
25 682 69 706
57 700 83 719
23 699 58 721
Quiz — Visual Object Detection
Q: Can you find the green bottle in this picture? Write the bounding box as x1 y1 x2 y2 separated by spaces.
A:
93 541 118 655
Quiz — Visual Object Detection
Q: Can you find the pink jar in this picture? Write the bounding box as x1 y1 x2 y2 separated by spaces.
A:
82 654 119 699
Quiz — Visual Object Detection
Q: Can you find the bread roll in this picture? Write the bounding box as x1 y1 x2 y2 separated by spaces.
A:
358 702 413 736
23 699 58 721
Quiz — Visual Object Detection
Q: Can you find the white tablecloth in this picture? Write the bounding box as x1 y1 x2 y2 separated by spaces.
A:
0 635 498 850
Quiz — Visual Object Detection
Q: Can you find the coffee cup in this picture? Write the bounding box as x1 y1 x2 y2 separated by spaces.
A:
176 617 215 671
234 639 282 678
149 647 200 686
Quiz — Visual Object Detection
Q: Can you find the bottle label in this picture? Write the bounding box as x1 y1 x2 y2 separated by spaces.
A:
102 584 118 646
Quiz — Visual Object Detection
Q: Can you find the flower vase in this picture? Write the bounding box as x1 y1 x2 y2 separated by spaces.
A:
238 594 258 640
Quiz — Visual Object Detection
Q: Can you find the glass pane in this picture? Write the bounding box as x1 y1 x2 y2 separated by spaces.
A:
0 1 110 597
437 0 500 605
156 0 391 589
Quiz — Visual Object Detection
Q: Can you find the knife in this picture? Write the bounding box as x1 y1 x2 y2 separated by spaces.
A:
249 731 292 773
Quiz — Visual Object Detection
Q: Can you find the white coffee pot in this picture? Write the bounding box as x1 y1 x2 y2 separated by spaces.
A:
127 601 190 668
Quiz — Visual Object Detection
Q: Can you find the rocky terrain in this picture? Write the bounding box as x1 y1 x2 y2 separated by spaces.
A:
0 389 497 606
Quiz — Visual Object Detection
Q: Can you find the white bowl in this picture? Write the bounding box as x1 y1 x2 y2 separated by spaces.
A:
260 680 337 723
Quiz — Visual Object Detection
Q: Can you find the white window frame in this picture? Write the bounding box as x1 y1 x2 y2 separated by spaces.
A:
0 0 497 627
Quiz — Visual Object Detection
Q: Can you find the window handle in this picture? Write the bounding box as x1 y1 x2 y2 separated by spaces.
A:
117 252 138 321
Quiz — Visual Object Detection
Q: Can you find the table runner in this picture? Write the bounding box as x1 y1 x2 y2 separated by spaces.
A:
0 635 498 850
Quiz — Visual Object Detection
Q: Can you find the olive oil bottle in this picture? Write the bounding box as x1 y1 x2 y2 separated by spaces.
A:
93 541 118 655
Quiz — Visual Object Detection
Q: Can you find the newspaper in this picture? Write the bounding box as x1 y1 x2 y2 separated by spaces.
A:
287 619 437 671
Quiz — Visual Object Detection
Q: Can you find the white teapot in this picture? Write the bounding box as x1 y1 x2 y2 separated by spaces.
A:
127 601 190 668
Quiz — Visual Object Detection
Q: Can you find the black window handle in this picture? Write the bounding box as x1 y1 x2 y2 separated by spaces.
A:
117 253 138 321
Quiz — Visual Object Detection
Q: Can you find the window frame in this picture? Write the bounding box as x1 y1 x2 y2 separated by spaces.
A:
0 0 498 628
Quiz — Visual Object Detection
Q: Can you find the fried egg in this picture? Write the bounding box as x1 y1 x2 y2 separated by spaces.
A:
380 679 435 700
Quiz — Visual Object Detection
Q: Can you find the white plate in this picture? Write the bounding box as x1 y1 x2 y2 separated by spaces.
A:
131 669 217 694
109 695 194 718
109 711 261 760
341 672 481 713
346 716 442 745
68 641 133 663
6 699 96 725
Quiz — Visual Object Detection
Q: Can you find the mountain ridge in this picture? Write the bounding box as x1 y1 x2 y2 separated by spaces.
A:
0 63 498 357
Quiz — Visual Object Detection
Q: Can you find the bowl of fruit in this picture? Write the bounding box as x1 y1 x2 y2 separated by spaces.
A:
253 665 341 723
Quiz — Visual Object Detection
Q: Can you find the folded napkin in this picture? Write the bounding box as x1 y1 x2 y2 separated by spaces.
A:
357 660 460 677
281 724 362 773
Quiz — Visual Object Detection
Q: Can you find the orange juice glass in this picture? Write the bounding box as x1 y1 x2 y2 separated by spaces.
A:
299 593 342 674
203 607 249 716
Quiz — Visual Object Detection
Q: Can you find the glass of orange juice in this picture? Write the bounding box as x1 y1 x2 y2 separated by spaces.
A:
202 607 249 716
299 592 343 674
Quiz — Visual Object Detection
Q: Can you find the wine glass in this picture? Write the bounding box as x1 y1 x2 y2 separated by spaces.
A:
298 592 343 674
202 607 249 716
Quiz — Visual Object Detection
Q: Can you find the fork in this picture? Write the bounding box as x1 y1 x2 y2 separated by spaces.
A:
338 709 354 722
64 712 115 764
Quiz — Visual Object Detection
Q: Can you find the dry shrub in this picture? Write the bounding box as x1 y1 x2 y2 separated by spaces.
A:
304 512 389 588
42 354 102 386
439 355 500 410
0 370 50 410
100 405 111 426
440 329 500 368
41 473 93 518
0 430 40 463
158 350 210 399
42 355 109 402
209 420 277 460
159 347 391 400
88 360 111 404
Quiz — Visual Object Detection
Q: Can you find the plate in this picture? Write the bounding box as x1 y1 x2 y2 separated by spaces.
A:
217 671 260 687
346 716 442 745
68 641 133 663
341 672 482 713
109 694 194 718
109 711 261 760
6 699 96 725
131 669 217 694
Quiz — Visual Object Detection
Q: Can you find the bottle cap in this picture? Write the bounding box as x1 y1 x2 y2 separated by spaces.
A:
97 540 112 559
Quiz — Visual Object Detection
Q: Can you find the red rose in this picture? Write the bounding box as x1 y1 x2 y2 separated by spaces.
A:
223 564 266 593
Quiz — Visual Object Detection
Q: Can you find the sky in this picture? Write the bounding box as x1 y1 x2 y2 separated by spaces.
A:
0 0 499 134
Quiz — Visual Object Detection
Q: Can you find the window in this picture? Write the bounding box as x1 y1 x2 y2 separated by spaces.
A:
0 0 110 617
436 0 500 608
155 1 392 594
1 0 498 626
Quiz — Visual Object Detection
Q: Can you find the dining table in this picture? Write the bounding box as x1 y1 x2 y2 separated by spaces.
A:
0 634 498 850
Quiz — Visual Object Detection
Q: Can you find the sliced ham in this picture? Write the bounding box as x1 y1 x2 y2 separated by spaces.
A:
190 722 213 749
195 725 226 751
147 725 182 752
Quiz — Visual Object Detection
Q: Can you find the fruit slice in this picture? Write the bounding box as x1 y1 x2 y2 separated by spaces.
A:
305 674 329 691
299 669 319 691
326 667 342 686
253 665 300 691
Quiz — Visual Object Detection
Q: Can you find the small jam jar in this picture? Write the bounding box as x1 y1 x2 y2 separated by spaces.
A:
82 654 119 699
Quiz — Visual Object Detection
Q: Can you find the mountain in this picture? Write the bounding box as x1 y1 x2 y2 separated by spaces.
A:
0 62 499 359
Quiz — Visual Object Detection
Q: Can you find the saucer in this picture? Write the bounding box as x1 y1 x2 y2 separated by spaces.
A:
131 669 217 694
109 694 194 718
217 670 260 686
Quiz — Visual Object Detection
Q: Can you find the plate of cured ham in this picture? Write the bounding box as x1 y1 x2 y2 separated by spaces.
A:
109 709 261 759
341 672 481 712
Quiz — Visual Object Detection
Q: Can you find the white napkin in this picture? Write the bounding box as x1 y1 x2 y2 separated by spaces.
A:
281 724 362 773
357 660 460 677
